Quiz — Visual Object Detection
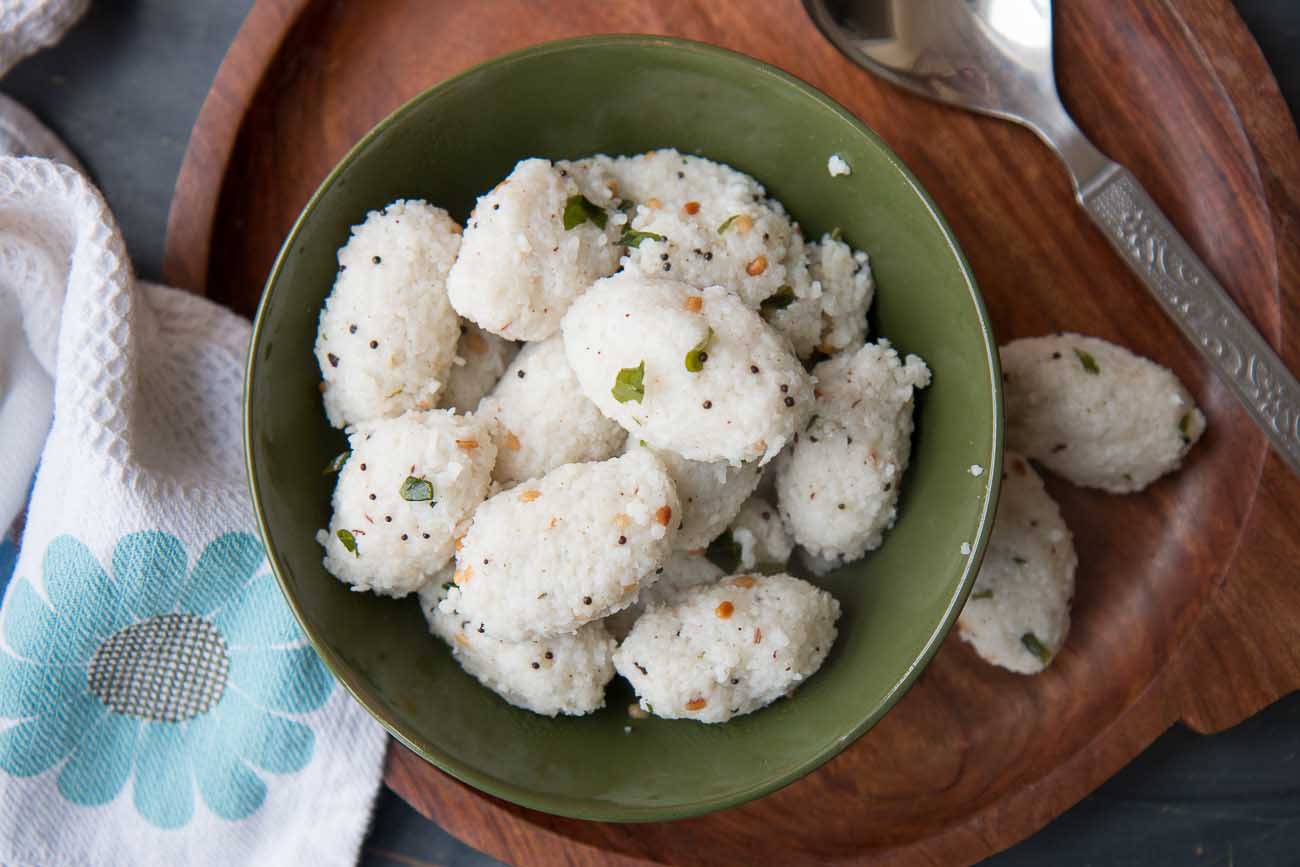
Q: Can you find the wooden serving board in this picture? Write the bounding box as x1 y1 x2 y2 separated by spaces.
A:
163 0 1300 864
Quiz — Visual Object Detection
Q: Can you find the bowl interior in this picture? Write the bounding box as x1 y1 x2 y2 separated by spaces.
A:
247 35 1001 821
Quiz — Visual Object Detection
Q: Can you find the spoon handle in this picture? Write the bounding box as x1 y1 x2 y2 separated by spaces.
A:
1079 162 1300 476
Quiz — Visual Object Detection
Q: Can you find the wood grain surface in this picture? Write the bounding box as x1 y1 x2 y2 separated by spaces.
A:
163 0 1300 864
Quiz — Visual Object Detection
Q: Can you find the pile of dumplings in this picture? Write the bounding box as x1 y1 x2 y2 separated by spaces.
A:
313 150 931 721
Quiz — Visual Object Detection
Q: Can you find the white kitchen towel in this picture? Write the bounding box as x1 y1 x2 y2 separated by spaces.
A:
0 0 84 538
0 0 89 78
0 91 75 536
0 10 389 867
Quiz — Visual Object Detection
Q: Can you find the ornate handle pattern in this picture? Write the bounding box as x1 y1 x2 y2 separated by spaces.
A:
1080 163 1300 476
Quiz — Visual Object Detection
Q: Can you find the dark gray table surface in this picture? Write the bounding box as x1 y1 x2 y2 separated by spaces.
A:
7 3 1298 865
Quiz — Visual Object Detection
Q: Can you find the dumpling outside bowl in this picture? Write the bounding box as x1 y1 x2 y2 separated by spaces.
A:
244 34 1002 822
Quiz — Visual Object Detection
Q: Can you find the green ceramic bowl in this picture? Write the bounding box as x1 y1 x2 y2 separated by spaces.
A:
246 35 1001 822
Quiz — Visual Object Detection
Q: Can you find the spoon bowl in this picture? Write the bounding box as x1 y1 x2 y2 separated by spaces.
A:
806 0 1055 122
804 0 1105 187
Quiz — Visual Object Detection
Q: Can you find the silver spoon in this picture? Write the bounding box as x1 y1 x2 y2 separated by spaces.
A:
806 0 1300 476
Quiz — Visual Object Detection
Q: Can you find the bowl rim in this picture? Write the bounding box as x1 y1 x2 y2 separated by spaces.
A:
244 32 1004 823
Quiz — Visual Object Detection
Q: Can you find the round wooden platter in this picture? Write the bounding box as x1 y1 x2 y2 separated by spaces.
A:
164 0 1300 864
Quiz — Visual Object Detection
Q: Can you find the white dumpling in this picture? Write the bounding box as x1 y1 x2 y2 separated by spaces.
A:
315 200 462 428
562 273 814 465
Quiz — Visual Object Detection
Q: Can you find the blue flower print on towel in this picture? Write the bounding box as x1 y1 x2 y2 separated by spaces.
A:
0 532 332 829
